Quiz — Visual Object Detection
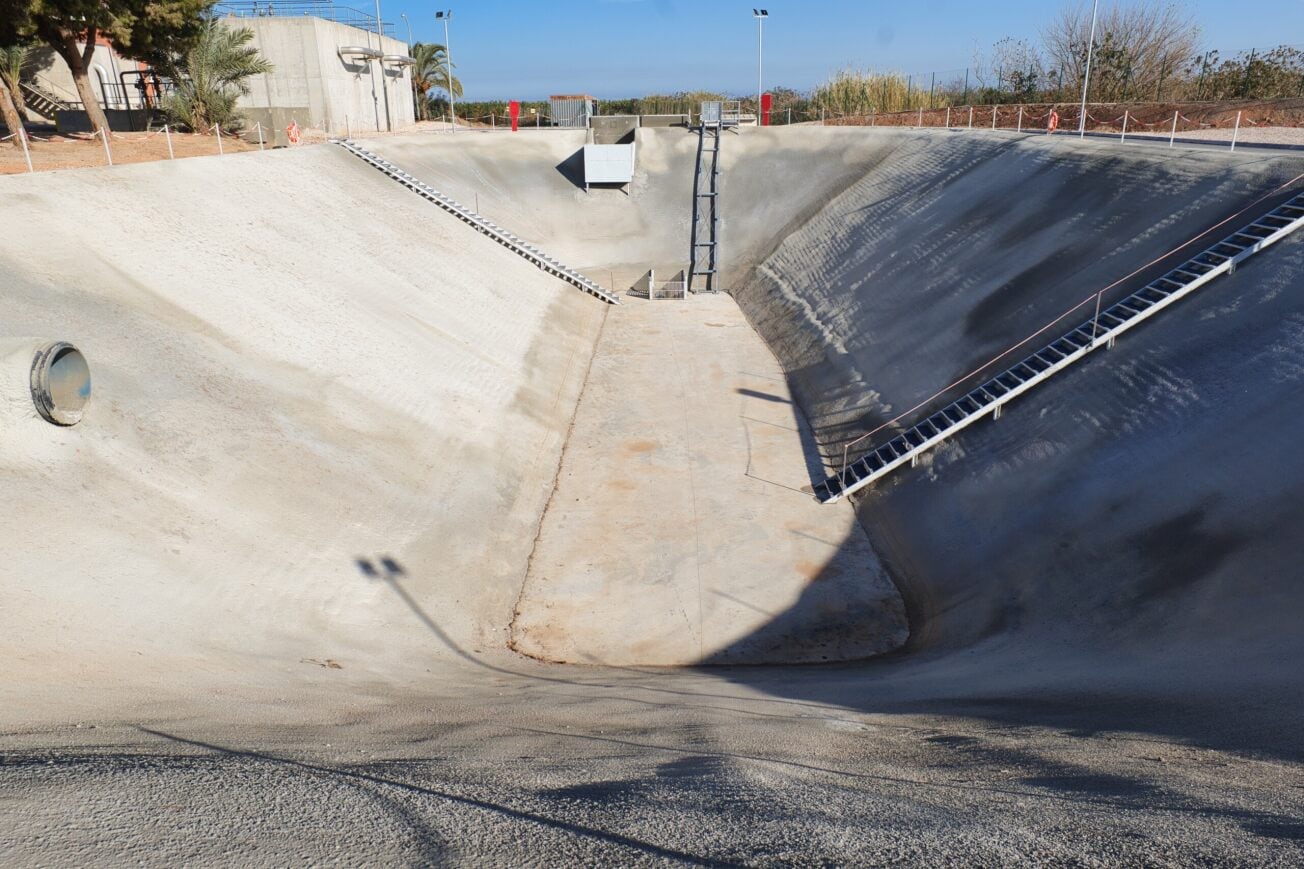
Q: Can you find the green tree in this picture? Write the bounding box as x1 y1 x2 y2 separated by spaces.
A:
0 0 211 134
410 42 460 120
160 17 270 133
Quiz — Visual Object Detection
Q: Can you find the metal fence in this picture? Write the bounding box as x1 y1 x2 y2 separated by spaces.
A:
802 43 1304 118
213 0 398 38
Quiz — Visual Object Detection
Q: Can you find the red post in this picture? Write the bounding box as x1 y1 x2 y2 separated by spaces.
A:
760 93 773 127
509 100 521 132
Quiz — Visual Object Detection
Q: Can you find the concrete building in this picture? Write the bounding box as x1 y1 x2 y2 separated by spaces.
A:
222 14 416 135
19 11 415 135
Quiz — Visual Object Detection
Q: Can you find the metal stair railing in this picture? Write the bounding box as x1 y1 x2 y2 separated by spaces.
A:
817 191 1304 504
20 80 80 120
334 139 620 305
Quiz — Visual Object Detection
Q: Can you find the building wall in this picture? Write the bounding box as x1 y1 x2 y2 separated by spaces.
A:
227 16 415 134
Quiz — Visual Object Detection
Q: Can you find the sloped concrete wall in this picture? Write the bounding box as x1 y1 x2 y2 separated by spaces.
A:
0 145 603 696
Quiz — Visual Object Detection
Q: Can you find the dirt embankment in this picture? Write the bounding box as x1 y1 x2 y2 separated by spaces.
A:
0 129 258 174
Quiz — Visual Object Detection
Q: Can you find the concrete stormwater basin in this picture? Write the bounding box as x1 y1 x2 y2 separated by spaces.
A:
1 127 1303 865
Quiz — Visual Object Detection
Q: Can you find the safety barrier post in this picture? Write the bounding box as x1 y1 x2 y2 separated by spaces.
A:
968 106 974 129
215 123 224 155
1090 291 1103 345
1169 111 1178 148
99 127 113 166
945 106 951 128
1017 105 1023 133
917 107 923 128
1120 110 1128 144
19 128 33 173
1231 111 1242 151
164 124 174 159
255 122 265 151
345 115 351 138
992 105 998 130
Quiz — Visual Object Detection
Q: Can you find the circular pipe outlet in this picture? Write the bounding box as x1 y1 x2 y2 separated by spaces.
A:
30 342 91 426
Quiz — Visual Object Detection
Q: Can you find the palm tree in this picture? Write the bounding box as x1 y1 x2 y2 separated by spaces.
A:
411 42 461 121
0 45 30 116
161 17 272 133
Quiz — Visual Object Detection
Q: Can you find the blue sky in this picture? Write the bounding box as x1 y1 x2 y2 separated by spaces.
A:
385 0 1304 101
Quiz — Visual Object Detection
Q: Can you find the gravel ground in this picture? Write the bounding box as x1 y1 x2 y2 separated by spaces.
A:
1117 125 1304 147
3 677 1302 867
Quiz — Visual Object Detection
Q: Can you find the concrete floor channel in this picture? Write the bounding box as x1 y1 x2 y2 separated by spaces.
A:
2 126 1303 865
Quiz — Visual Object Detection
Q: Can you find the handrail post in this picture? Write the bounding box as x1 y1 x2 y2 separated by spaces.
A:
1169 110 1178 148
19 128 33 173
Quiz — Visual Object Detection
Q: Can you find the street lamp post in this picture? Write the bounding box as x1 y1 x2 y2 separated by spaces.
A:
752 9 767 125
437 10 455 133
1077 0 1099 137
373 0 392 131
400 13 417 122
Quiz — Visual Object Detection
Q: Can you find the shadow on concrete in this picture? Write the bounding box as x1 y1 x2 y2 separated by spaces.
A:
698 173 1304 764
136 727 724 865
555 149 586 190
735 387 790 404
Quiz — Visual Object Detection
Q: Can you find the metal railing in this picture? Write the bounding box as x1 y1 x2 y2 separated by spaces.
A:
820 185 1304 502
334 139 621 304
214 0 397 38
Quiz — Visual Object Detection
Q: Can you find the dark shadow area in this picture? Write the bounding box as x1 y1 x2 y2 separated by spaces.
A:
735 143 1304 472
703 156 1304 764
735 387 790 404
554 149 586 190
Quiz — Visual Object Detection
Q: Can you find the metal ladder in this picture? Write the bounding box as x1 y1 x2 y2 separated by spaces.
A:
688 122 722 294
817 191 1304 504
334 139 620 305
